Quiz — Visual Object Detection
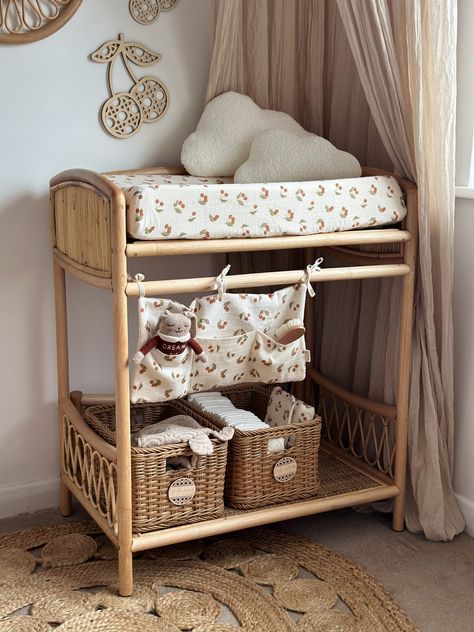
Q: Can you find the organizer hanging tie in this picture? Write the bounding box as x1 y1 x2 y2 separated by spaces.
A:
302 257 324 297
211 264 231 300
130 273 146 298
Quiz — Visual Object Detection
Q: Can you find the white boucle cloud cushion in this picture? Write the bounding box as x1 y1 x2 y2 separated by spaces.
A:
181 92 308 177
234 129 362 183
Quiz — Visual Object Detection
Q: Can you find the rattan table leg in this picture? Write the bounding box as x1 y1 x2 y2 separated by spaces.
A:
392 187 418 532
53 259 73 517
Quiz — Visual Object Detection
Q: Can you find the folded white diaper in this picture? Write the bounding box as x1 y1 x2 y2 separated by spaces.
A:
187 392 285 454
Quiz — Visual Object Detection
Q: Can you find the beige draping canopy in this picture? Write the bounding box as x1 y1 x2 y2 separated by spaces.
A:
206 0 464 540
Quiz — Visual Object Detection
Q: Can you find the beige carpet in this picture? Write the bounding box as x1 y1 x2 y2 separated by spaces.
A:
0 508 472 632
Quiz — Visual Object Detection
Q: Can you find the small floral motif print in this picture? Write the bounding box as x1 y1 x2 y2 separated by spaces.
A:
135 208 144 222
234 328 246 336
223 301 231 312
217 319 228 329
352 217 360 228
161 224 171 236
368 217 377 226
349 186 359 199
285 209 294 221
205 363 217 373
269 208 279 216
237 333 249 345
150 379 161 387
250 204 259 215
340 207 349 218
387 185 395 198
249 368 261 378
335 183 343 195
299 220 308 233
154 199 165 212
317 219 325 230
370 184 378 195
378 205 387 213
325 205 334 213
317 184 325 196
236 192 248 205
226 215 236 227
239 312 252 322
261 222 271 236
392 211 400 222
198 193 208 205
307 201 316 211
198 318 209 331
241 224 251 237
361 198 368 208
188 211 198 222
200 229 210 239
209 214 220 222
296 188 306 201
144 225 155 234
220 369 228 379
139 363 147 374
173 200 185 213
220 189 229 202
236 355 247 364
258 310 270 321
280 185 288 198
260 187 270 199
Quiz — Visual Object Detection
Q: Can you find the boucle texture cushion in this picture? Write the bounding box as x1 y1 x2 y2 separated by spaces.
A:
181 92 308 177
234 129 361 183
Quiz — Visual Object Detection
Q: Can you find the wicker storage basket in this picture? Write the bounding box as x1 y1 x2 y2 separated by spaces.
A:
181 385 322 509
83 401 227 534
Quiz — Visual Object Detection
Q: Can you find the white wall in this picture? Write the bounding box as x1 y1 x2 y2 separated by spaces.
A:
0 0 215 518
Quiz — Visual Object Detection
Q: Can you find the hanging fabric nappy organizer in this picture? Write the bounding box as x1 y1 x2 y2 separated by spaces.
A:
130 260 322 403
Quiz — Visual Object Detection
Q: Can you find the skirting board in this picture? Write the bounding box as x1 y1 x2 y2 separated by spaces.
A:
0 477 59 520
456 493 474 537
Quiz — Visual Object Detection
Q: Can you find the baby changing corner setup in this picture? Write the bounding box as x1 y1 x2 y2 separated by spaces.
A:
50 164 418 596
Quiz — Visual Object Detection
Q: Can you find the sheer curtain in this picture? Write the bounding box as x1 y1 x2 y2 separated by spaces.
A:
206 0 464 540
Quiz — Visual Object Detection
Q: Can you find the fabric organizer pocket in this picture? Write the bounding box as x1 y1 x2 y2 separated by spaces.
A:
130 262 320 403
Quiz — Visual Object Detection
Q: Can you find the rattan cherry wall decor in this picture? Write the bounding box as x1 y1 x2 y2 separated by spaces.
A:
129 0 178 25
91 33 169 139
0 0 82 44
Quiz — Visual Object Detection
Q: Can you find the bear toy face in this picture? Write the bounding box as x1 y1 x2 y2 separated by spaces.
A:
159 310 193 338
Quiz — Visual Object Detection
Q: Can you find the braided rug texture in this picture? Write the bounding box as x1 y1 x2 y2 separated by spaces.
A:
0 521 418 631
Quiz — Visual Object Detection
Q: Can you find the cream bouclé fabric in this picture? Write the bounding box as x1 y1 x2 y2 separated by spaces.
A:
234 129 361 184
131 281 309 404
181 91 308 177
206 0 464 540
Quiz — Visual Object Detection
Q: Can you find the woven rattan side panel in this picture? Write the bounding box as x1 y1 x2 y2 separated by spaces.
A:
53 184 112 274
62 414 117 531
318 388 396 479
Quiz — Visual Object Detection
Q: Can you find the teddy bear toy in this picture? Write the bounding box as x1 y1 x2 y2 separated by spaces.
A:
133 309 207 367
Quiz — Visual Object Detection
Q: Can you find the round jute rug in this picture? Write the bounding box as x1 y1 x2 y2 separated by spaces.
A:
0 521 418 631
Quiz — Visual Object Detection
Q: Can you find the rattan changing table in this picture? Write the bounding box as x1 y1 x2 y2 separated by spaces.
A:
50 165 417 596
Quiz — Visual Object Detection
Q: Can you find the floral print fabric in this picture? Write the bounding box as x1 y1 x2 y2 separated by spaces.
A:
131 283 308 403
106 173 407 240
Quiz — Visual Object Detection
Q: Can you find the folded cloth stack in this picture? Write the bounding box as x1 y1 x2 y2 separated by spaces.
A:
264 386 316 447
187 391 285 454
133 414 234 469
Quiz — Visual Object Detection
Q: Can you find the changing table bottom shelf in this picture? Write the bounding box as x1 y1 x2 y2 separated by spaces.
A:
129 446 399 552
